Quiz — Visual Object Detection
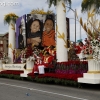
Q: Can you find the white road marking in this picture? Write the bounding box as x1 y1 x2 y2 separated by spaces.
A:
0 82 88 100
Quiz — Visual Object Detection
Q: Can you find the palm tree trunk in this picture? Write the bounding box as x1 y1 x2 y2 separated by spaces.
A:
56 0 68 62
8 20 15 63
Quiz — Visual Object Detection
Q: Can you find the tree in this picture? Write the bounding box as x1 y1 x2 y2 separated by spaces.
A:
81 0 100 14
47 0 71 62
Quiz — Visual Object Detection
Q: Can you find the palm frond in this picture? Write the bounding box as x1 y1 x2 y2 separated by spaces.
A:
87 28 93 37
65 0 71 8
83 23 87 32
47 0 71 8
80 17 83 26
81 0 100 14
47 0 56 8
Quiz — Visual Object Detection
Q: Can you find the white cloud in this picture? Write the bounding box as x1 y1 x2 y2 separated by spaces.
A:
0 0 99 43
0 0 50 33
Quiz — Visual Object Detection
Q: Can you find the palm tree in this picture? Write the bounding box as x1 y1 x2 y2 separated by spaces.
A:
47 0 71 62
4 13 18 63
81 0 100 14
81 0 100 36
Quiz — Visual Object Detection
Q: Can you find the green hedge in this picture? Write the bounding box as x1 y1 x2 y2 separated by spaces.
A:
0 74 81 88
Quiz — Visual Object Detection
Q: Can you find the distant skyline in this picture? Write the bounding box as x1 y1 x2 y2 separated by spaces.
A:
0 0 99 42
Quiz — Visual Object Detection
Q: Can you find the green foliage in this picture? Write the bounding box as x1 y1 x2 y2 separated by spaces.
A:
0 74 81 87
13 75 21 80
54 78 61 84
0 74 20 80
4 13 18 24
26 76 34 81
81 0 100 14
48 0 57 8
47 0 71 8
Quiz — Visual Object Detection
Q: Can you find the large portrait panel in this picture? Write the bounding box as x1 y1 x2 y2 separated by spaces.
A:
26 14 55 49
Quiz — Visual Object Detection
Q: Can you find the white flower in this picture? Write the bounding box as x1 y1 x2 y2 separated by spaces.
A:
83 38 100 60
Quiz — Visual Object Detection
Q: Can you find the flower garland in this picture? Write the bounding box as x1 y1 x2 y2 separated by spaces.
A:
4 13 19 24
30 9 53 14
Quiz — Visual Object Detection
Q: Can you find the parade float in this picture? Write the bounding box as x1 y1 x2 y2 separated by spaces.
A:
1 0 99 85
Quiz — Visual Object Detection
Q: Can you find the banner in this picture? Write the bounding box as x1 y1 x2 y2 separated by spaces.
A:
3 63 26 70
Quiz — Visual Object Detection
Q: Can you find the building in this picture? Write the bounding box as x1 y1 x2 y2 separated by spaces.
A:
0 32 8 55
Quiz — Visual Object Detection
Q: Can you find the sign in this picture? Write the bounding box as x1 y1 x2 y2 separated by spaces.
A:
3 63 26 70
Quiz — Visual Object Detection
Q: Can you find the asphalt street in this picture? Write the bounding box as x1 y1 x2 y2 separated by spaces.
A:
0 78 100 100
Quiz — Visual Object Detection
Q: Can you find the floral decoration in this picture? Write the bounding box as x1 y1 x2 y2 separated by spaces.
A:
4 13 19 24
30 9 53 14
76 7 100 60
55 61 88 74
83 37 100 60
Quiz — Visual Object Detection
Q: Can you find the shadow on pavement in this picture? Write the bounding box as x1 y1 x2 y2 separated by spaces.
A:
80 83 100 90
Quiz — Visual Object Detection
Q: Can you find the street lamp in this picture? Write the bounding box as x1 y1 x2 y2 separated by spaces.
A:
75 9 76 43
69 17 82 41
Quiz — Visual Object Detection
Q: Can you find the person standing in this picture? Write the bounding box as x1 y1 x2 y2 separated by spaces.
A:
18 25 24 49
27 19 43 48
42 17 55 47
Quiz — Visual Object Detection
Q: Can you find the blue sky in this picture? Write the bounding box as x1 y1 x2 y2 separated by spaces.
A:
0 0 99 42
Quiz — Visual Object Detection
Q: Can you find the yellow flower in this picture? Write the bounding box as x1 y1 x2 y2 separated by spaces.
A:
82 0 88 4
30 9 53 14
4 13 19 24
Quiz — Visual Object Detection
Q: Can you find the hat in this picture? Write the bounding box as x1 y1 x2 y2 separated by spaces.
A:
77 39 82 43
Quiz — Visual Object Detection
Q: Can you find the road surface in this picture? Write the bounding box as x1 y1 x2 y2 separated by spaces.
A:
0 78 100 100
